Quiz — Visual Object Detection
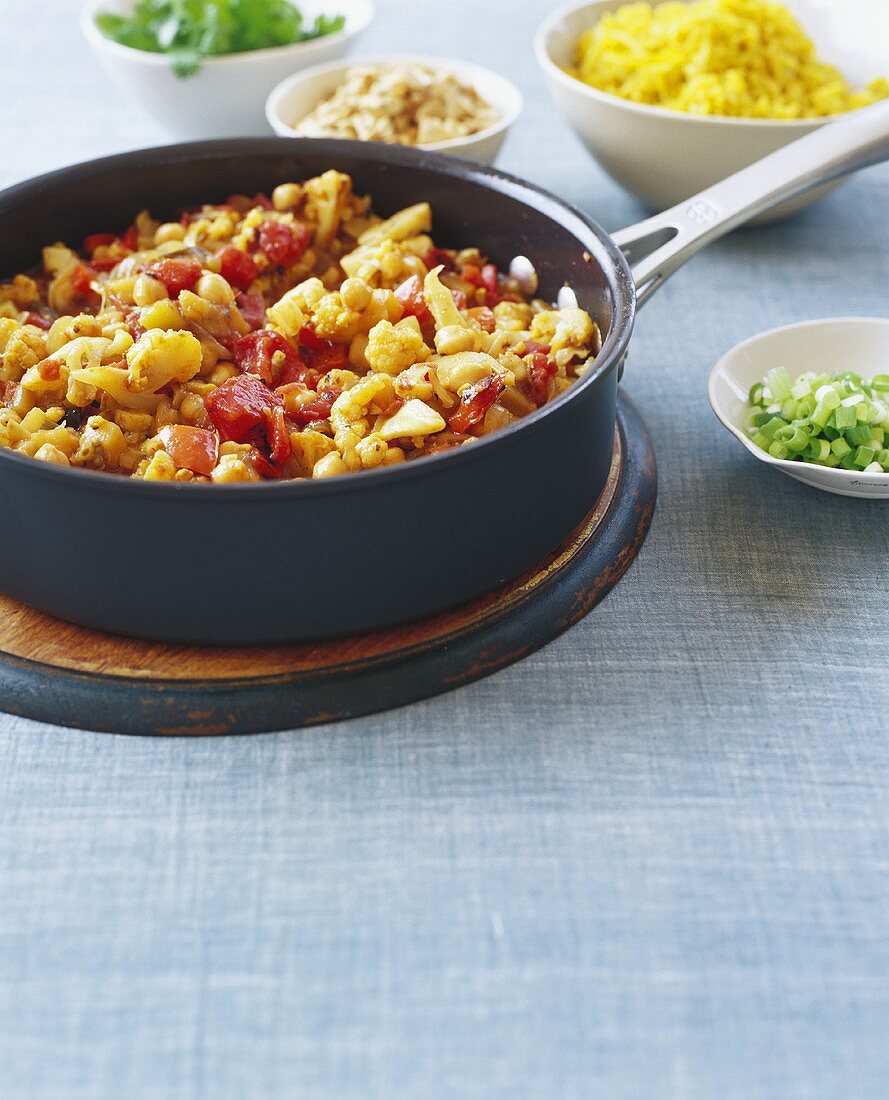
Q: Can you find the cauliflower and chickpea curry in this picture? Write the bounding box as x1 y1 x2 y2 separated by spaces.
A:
0 172 601 483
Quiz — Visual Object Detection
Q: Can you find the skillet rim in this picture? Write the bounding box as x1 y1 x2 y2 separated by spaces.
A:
0 137 635 496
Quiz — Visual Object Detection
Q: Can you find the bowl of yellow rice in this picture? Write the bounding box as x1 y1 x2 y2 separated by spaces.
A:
535 0 889 219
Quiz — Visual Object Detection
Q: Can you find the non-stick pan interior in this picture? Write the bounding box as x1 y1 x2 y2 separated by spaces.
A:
0 139 632 353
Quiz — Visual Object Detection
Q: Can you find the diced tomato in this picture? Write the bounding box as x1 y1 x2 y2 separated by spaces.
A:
256 220 310 266
277 362 318 389
448 373 505 434
525 351 558 407
146 257 203 297
394 275 431 325
232 329 304 387
90 258 121 272
522 341 551 356
24 311 52 331
235 291 266 331
286 388 339 426
83 233 116 253
480 263 499 296
249 447 285 480
69 262 97 295
38 358 61 381
205 373 282 443
424 247 454 272
450 289 468 311
219 246 258 291
296 325 348 372
297 324 326 351
460 262 504 304
121 225 139 251
159 425 219 476
264 405 291 466
468 306 496 333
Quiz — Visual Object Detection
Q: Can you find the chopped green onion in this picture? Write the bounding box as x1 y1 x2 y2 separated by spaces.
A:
765 367 792 401
835 405 857 429
744 366 889 473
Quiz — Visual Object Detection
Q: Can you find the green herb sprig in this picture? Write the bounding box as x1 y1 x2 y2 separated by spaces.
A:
97 0 346 78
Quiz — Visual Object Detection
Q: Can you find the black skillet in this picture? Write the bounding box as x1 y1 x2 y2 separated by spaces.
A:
1 102 887 643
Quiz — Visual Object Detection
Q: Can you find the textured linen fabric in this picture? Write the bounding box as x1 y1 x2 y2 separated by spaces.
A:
1 2 888 1097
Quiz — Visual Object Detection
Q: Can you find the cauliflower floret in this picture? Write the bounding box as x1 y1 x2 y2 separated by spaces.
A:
289 429 337 477
311 292 363 341
1 325 49 383
394 362 436 402
72 415 127 471
433 351 514 394
303 169 352 248
365 318 431 376
493 300 534 332
125 329 203 393
0 275 39 308
377 399 446 442
339 238 425 287
357 203 432 247
529 307 595 353
330 372 397 469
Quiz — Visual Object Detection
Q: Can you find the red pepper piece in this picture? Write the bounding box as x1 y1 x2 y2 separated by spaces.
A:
394 275 432 325
525 351 558 407
159 425 219 476
205 373 282 443
121 225 139 251
146 257 203 297
264 404 291 466
219 246 258 291
232 329 304 387
448 373 505 434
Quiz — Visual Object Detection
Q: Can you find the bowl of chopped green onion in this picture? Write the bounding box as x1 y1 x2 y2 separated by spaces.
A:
82 0 373 138
709 317 889 498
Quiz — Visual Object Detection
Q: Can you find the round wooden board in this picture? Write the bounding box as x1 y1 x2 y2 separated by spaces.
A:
0 395 656 736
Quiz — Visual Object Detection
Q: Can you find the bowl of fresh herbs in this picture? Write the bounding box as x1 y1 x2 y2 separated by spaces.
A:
82 0 374 138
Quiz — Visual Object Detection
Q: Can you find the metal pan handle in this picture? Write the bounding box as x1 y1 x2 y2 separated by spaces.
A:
613 99 889 307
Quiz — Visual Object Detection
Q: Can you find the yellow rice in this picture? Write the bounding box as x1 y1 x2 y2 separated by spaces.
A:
571 0 889 119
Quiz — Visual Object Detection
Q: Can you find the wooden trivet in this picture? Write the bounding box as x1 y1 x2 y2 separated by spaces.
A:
0 395 656 736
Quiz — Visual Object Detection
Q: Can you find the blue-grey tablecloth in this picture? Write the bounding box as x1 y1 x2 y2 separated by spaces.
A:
1 2 887 1097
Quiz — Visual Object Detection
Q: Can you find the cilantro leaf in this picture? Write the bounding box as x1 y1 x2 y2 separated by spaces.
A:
95 0 345 78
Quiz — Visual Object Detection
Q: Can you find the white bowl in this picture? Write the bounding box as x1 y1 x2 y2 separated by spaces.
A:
80 0 374 139
709 317 889 498
266 55 522 164
535 0 889 218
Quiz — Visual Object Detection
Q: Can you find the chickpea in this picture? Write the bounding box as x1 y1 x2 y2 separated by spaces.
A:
341 278 372 312
133 274 168 307
196 272 235 306
272 183 302 211
154 222 186 245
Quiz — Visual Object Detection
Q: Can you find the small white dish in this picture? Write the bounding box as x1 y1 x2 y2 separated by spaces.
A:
266 55 522 164
534 0 889 219
709 317 889 498
80 0 374 139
